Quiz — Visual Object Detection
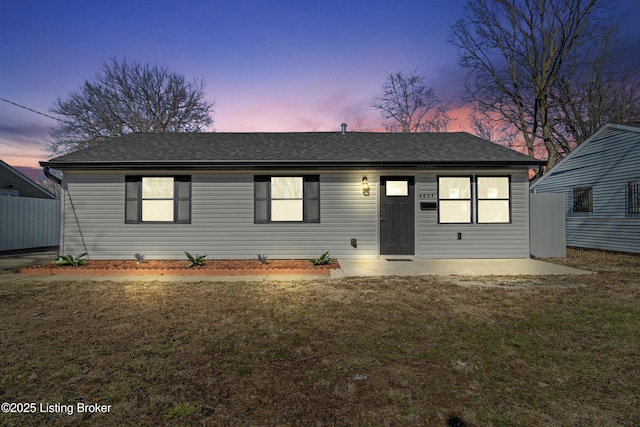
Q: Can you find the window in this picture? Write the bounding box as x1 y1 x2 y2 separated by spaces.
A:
571 186 593 215
438 177 471 223
271 177 304 221
125 176 191 224
477 177 510 223
386 180 409 196
628 180 640 217
254 175 320 223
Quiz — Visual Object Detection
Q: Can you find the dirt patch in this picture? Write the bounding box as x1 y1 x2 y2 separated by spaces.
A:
20 259 339 276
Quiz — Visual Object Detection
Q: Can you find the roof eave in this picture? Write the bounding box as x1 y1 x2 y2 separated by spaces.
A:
41 159 545 170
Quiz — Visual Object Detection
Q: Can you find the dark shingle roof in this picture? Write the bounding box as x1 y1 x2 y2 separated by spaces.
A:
42 132 545 169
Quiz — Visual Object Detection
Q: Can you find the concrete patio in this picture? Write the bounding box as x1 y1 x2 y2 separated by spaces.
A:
332 256 592 277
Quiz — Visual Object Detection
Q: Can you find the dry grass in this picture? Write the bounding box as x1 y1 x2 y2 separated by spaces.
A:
1 249 639 426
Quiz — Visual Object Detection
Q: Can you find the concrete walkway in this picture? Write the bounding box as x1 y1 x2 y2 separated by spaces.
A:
334 256 592 277
0 250 591 282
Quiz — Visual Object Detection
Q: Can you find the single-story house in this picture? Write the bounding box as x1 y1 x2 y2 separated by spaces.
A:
530 122 640 254
41 129 545 260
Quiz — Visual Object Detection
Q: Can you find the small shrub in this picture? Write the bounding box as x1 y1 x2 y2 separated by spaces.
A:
54 253 88 267
312 251 334 266
134 253 146 264
257 253 269 264
185 251 206 268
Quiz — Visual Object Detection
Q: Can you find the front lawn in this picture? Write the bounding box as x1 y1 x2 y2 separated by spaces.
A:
1 249 639 426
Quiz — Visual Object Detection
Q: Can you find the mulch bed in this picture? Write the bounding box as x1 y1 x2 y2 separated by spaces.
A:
20 259 339 276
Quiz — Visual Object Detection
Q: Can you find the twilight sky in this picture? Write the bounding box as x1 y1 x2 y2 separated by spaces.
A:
2 0 639 171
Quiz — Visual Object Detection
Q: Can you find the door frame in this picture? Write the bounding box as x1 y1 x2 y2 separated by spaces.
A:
379 176 415 255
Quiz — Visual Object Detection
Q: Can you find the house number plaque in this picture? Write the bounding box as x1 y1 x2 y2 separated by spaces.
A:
419 193 435 199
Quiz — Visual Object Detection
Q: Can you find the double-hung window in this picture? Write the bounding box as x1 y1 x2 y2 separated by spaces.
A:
125 176 191 224
254 175 320 223
438 176 512 224
477 177 510 223
438 177 472 223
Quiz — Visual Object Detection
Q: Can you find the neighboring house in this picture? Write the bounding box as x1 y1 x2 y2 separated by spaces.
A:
530 122 640 254
0 159 55 199
1 159 59 252
40 130 545 260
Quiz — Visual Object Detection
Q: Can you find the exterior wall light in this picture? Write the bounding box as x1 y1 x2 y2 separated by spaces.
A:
362 177 370 196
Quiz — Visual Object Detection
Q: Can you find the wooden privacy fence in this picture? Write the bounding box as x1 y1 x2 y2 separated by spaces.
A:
0 196 60 251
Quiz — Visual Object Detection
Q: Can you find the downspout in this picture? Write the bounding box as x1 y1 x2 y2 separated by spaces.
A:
43 166 64 256
43 166 62 186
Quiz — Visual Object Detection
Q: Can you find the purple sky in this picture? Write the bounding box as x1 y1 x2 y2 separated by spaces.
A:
2 0 639 171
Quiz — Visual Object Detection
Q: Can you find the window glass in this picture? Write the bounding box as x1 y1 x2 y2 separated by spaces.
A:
271 200 304 221
477 177 509 199
142 177 174 222
386 180 408 196
478 200 510 223
142 177 174 198
438 177 471 223
271 177 303 198
477 177 510 223
439 200 471 223
271 177 303 221
439 177 471 199
142 200 174 221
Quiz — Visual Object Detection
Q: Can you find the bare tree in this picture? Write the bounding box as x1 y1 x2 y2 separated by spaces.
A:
371 70 452 132
37 176 61 199
552 35 640 151
469 111 521 151
449 0 634 172
48 58 215 155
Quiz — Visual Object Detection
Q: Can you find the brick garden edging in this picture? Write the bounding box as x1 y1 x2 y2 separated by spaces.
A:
20 267 334 276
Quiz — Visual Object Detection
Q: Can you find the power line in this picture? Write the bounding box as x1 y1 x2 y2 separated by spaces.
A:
0 97 68 123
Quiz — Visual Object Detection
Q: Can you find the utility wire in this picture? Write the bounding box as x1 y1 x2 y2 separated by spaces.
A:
0 96 69 123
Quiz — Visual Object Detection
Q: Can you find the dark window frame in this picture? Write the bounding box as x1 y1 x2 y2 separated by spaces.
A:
437 176 473 224
476 175 512 224
570 186 593 215
254 175 320 224
627 180 640 217
125 175 191 224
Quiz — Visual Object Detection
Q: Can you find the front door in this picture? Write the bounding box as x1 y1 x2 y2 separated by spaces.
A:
380 176 415 255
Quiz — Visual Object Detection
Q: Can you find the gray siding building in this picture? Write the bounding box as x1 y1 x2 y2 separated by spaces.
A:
42 131 544 260
530 123 640 253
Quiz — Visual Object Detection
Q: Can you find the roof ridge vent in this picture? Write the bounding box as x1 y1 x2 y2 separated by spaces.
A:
341 123 347 134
